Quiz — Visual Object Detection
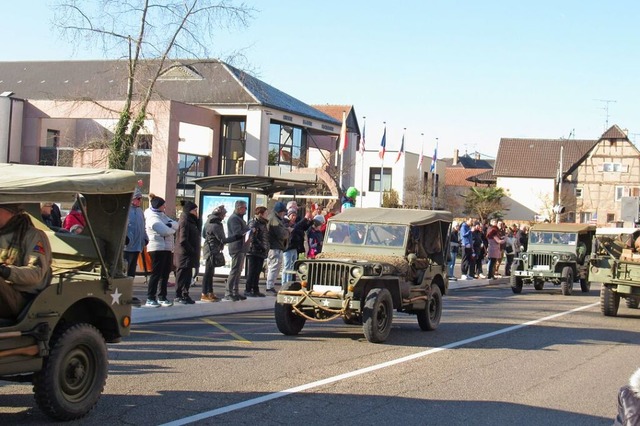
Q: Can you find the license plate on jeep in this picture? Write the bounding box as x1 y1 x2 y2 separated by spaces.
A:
533 265 550 271
313 285 343 294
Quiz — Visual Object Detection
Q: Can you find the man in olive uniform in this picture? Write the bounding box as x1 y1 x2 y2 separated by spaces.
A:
0 203 52 318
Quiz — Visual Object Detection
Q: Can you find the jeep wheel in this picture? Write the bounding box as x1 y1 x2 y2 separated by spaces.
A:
626 296 640 309
275 302 306 335
510 274 523 294
561 267 574 296
533 280 544 291
33 323 108 421
580 278 591 293
363 288 393 343
417 284 442 331
600 285 620 316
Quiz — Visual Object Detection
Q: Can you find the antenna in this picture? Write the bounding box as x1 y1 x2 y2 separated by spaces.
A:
594 99 617 129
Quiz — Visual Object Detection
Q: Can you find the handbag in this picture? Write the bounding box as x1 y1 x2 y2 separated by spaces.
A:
213 252 226 267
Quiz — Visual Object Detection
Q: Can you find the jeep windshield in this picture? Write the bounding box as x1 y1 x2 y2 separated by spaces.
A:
326 221 406 247
529 231 577 246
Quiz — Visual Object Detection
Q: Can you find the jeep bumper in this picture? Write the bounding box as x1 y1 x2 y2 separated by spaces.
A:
515 270 561 279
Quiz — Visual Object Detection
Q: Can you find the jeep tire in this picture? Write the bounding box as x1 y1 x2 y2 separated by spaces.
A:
600 284 620 316
510 274 523 294
275 302 306 336
417 284 442 331
533 280 544 291
363 288 393 343
33 323 108 421
625 296 640 309
561 267 574 296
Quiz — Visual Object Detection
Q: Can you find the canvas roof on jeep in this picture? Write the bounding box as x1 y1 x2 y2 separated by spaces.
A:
530 223 596 233
0 164 138 202
331 208 452 226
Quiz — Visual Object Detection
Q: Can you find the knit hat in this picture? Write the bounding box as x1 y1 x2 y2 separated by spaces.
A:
183 201 197 213
313 214 325 226
286 201 298 211
150 195 166 209
0 203 22 214
212 205 227 217
132 187 143 199
287 208 297 216
274 202 287 213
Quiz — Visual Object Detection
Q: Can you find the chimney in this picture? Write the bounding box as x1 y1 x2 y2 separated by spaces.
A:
453 149 459 166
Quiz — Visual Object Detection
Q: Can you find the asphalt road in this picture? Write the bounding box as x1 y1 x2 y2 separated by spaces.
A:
1 282 639 425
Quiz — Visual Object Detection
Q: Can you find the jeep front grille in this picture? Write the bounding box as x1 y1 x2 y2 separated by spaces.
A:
307 262 350 290
530 253 554 266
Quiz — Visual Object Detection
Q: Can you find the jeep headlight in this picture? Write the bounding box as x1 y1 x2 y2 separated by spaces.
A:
350 266 363 278
521 253 527 261
297 263 308 275
552 255 559 263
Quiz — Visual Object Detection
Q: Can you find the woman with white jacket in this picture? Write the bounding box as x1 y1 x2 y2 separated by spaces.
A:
144 194 176 307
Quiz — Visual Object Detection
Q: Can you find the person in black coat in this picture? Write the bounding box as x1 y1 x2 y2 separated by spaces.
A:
173 201 200 304
244 206 270 297
614 367 640 425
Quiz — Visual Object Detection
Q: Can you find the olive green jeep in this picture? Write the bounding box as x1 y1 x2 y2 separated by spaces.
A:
588 227 640 316
0 164 138 421
275 207 452 343
511 223 596 295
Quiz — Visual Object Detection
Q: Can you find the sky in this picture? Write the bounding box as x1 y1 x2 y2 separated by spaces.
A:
2 0 640 159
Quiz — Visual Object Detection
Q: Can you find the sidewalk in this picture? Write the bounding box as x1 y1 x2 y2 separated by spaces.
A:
131 273 507 325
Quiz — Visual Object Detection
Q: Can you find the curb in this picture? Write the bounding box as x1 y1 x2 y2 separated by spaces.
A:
131 278 507 325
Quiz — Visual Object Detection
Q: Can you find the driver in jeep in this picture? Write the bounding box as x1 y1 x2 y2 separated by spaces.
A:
0 203 52 318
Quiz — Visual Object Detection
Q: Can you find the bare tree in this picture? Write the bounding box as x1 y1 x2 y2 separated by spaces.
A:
463 186 507 222
54 0 255 169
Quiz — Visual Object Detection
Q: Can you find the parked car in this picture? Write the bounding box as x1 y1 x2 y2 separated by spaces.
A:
511 223 596 295
274 207 452 343
588 227 640 316
0 164 138 420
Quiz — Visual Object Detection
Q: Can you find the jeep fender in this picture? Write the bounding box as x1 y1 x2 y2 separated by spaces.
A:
357 278 403 309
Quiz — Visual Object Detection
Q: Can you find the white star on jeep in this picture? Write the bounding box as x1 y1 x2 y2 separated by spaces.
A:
322 299 330 307
111 288 122 305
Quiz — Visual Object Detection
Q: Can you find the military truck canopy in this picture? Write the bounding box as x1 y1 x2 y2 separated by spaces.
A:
331 208 452 226
193 174 319 197
530 223 596 233
595 227 640 235
0 164 138 203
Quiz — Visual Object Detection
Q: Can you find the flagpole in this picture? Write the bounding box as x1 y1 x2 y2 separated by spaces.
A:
380 121 386 207
418 132 424 209
360 116 366 207
431 137 438 210
339 111 346 191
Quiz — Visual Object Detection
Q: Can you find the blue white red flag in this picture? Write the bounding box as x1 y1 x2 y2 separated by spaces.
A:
429 144 438 173
417 143 424 170
379 126 386 159
395 134 405 164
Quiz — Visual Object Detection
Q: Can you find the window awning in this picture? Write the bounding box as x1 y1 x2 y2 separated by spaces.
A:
193 174 319 197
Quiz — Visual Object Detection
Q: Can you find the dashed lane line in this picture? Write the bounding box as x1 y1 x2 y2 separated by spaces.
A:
160 302 599 426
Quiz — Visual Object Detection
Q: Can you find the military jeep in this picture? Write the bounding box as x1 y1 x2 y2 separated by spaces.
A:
511 223 595 295
588 227 640 316
0 164 138 420
274 207 452 343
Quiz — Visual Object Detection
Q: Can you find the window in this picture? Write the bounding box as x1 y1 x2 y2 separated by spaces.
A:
177 153 207 199
369 167 392 192
220 118 246 175
46 129 60 148
607 213 615 223
615 186 627 201
579 212 592 224
603 162 625 172
575 188 583 198
631 187 640 197
268 122 307 171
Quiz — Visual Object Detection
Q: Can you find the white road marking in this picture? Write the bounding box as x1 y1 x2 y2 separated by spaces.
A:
160 302 599 426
